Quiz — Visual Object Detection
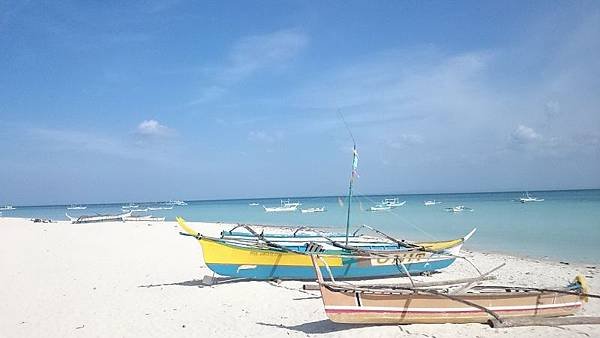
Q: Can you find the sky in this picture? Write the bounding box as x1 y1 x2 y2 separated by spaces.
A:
1 1 599 205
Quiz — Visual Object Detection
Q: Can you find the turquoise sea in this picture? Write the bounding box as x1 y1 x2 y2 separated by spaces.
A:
3 189 599 263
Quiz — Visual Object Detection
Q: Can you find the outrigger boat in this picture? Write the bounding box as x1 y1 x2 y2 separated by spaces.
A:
368 204 392 212
309 254 593 325
66 205 87 210
178 217 473 280
66 211 132 224
519 192 544 203
301 207 326 213
263 199 300 212
382 198 406 207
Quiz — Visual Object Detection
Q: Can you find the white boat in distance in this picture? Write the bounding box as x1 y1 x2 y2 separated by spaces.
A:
424 200 442 206
167 200 188 206
0 205 15 210
519 192 544 203
382 198 406 207
248 202 260 206
131 208 148 212
263 199 301 212
148 206 174 211
67 205 87 210
122 204 139 209
66 211 132 224
368 204 392 212
301 207 326 213
445 205 474 213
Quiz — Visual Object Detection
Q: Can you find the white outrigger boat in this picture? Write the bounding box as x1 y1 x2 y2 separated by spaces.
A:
67 205 87 210
167 200 188 206
445 205 474 213
66 211 132 224
0 205 15 211
519 192 544 203
248 202 260 206
148 205 173 211
424 200 441 206
382 198 406 207
368 204 392 212
301 207 326 213
122 204 139 209
263 199 301 212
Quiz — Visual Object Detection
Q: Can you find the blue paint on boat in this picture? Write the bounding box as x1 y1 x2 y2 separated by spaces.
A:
206 257 456 280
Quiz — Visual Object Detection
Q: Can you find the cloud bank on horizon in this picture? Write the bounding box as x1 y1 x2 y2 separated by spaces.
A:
0 1 598 204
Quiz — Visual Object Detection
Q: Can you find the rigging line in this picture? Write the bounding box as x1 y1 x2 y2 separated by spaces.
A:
351 190 438 240
337 109 356 147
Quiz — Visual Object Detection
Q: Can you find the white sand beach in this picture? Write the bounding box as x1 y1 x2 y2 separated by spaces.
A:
1 217 598 338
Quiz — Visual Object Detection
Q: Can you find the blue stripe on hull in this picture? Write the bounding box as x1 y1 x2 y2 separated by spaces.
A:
206 258 455 280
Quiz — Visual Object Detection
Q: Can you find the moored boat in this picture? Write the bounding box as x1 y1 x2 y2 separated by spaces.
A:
519 192 544 203
177 217 472 280
368 204 392 212
263 199 300 212
67 205 87 210
309 255 590 324
66 211 132 224
301 207 326 213
382 198 406 207
0 205 15 211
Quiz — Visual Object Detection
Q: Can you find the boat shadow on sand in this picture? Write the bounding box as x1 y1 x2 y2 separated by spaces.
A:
256 320 369 334
137 276 252 288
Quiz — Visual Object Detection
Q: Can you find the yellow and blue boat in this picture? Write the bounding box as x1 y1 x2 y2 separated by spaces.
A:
177 217 473 280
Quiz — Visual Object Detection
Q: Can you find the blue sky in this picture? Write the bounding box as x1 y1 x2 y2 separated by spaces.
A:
1 1 599 205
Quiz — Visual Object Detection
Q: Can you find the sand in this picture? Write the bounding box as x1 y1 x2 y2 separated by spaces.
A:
1 217 599 337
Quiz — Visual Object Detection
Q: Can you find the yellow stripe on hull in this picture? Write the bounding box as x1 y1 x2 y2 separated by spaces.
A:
199 237 344 266
177 217 343 267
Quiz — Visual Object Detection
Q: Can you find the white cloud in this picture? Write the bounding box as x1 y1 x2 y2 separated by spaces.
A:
510 125 543 145
222 29 308 83
190 29 309 104
136 119 173 137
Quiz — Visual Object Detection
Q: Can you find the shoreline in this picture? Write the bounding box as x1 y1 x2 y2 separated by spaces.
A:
1 217 599 337
3 216 599 266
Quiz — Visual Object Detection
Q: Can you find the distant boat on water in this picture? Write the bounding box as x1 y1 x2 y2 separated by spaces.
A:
248 202 260 206
122 204 139 209
148 205 173 211
424 200 441 206
0 205 15 211
301 207 326 213
167 200 188 206
382 198 406 207
519 192 544 203
263 199 300 212
131 208 148 212
66 205 87 210
66 211 131 223
368 204 392 212
445 205 474 213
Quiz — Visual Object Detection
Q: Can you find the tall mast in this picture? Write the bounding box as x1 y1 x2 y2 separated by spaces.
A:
345 144 358 245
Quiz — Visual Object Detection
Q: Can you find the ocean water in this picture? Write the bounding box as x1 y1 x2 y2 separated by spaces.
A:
3 189 599 263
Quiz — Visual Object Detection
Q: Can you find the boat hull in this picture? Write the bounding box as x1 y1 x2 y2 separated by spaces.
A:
197 236 456 280
320 285 582 324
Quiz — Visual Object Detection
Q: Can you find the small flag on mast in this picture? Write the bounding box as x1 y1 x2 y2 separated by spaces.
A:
351 146 359 180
